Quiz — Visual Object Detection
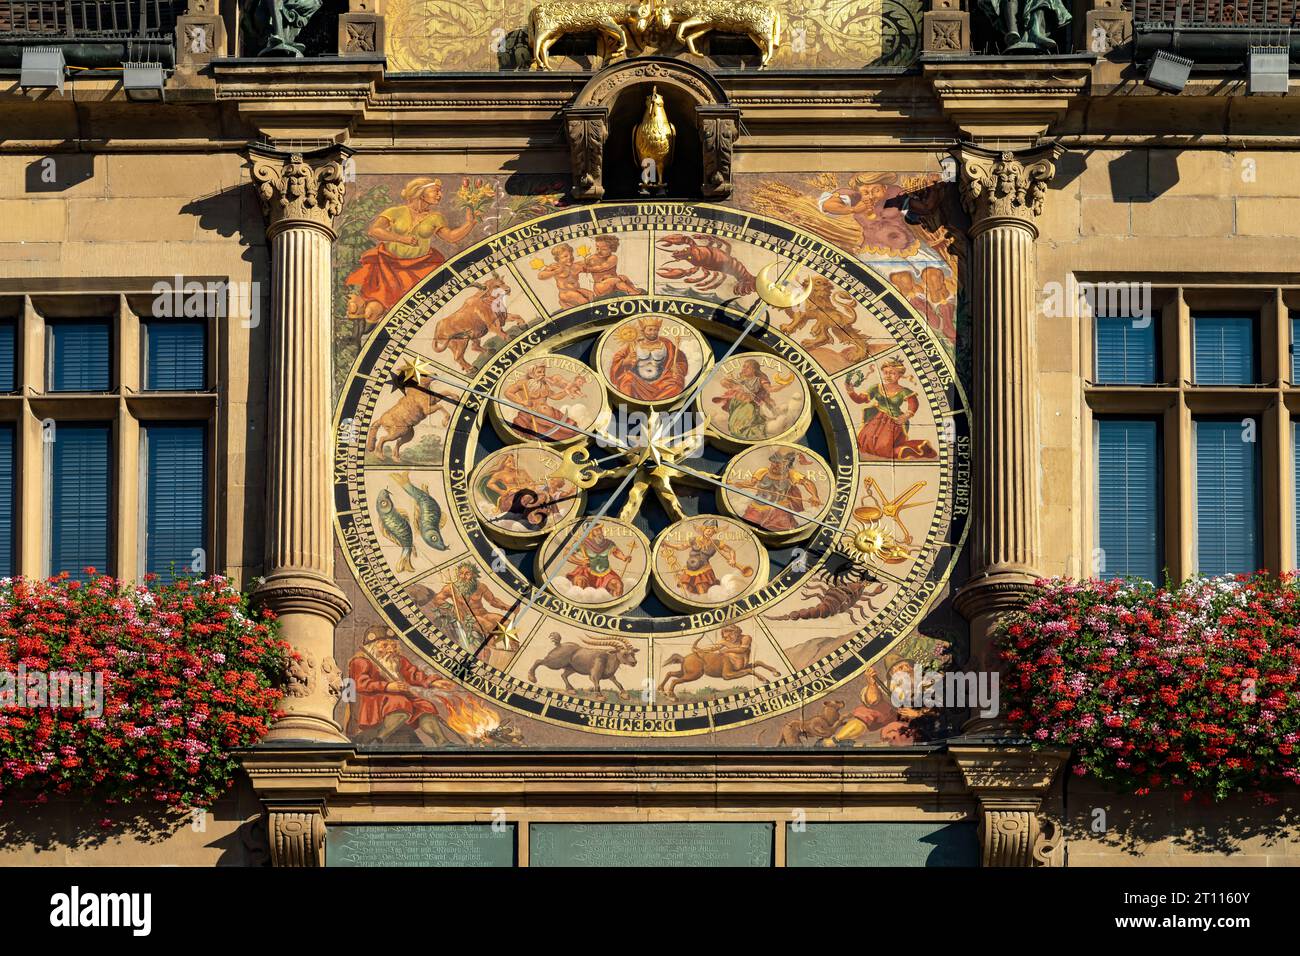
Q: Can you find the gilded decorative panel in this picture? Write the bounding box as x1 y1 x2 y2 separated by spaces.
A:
384 0 922 72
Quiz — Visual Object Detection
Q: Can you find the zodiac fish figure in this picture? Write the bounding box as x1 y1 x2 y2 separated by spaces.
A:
634 86 674 195
393 471 449 551
376 488 417 572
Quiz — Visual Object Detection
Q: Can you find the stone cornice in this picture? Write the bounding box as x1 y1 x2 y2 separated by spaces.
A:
923 57 1093 142
236 744 1065 811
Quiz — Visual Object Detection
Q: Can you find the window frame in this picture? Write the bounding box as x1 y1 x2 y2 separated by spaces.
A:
0 289 222 582
1083 285 1290 579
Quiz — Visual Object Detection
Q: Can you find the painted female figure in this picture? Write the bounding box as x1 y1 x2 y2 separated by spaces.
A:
846 358 938 460
346 177 483 317
711 358 777 442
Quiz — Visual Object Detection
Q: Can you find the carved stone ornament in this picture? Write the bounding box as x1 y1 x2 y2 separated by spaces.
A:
564 105 609 201
249 147 348 239
953 142 1063 236
285 649 343 700
268 808 327 867
697 104 739 199
923 11 969 53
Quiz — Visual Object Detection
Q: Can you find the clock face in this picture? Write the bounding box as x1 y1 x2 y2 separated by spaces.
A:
334 203 970 737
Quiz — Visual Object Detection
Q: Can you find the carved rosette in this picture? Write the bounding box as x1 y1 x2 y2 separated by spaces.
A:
955 142 1062 237
697 104 739 199
268 808 327 867
563 106 608 201
249 148 348 240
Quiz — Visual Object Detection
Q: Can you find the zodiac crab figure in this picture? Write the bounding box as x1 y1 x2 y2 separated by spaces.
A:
656 234 756 296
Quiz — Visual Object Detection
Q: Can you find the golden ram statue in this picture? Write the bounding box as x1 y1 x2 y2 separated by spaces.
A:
528 1 655 70
664 0 783 67
528 0 783 69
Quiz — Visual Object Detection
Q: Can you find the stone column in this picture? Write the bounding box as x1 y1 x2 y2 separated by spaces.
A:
249 144 352 743
951 142 1062 681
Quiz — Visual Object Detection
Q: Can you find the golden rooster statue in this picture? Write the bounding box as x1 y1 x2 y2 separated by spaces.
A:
633 86 674 196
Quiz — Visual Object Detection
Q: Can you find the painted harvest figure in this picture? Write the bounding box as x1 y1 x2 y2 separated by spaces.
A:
846 359 938 460
345 177 483 317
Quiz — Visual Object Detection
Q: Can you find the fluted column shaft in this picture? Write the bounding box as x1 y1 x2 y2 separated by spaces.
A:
970 221 1040 574
249 145 351 743
951 143 1063 673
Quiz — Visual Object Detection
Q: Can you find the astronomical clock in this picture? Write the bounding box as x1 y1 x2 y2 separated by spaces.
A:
334 202 970 738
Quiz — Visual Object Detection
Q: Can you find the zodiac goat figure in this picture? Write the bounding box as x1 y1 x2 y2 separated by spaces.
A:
529 1 654 69
660 0 783 67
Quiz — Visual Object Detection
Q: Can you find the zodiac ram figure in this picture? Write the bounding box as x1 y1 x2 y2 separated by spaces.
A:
527 0 783 69
665 0 783 67
529 1 656 70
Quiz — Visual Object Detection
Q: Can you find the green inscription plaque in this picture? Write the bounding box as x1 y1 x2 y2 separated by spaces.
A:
530 823 773 867
786 822 979 867
326 824 516 867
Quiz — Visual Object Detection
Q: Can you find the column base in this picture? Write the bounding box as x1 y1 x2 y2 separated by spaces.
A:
255 572 352 745
954 567 1042 671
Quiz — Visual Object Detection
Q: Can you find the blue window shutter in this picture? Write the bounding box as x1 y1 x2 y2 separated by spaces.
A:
144 423 207 579
1194 419 1261 575
49 320 110 392
50 424 111 581
1095 419 1162 582
0 321 15 392
1095 316 1157 384
144 321 206 391
1293 317 1300 384
1193 314 1256 385
0 425 13 577
1294 421 1300 567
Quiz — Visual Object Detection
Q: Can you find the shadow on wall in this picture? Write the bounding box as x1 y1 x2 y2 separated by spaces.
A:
0 774 268 865
1064 779 1298 861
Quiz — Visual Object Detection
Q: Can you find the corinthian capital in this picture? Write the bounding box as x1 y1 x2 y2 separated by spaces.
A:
249 144 349 239
953 142 1063 236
